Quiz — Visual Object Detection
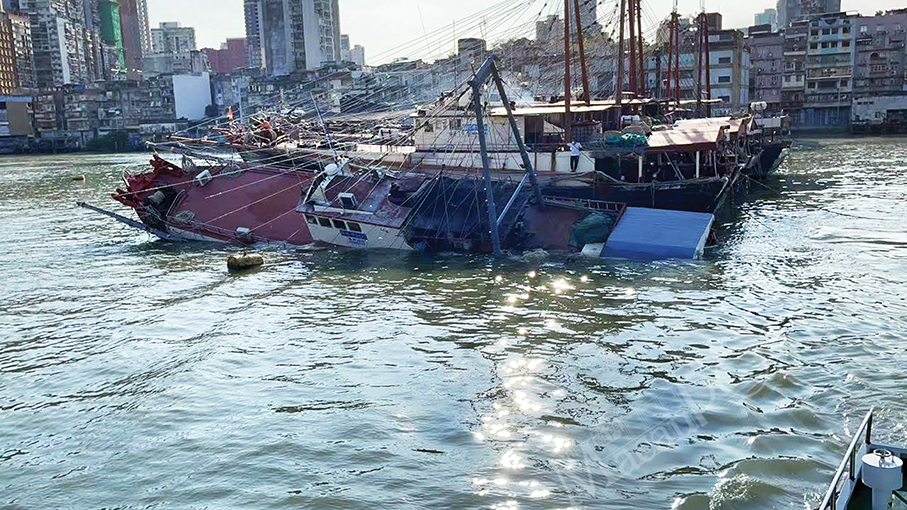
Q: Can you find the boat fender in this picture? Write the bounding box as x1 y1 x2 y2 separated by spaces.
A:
227 253 264 272
861 449 903 510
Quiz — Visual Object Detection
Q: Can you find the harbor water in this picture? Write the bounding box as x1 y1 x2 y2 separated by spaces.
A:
1 138 906 509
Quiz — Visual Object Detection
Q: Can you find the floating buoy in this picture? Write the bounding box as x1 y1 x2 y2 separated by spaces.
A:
72 175 86 181
227 252 264 272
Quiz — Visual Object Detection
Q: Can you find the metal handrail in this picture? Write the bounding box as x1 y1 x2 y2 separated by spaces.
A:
817 409 874 510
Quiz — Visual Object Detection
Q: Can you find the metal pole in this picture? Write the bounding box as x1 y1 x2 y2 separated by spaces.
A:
617 0 625 107
636 0 645 96
573 0 592 104
627 0 639 93
563 0 572 143
674 13 680 104
704 15 712 117
470 82 502 257
491 66 546 208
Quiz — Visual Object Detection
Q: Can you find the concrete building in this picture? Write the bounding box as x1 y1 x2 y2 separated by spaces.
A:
747 25 784 110
781 19 808 126
118 0 149 79
535 14 563 44
708 28 751 114
339 33 349 61
350 44 364 67
755 8 778 32
5 9 35 89
151 21 195 53
852 10 907 99
244 0 342 76
202 38 247 75
97 0 125 78
777 0 841 29
803 12 855 128
143 49 208 78
0 6 20 94
0 94 34 153
17 0 94 87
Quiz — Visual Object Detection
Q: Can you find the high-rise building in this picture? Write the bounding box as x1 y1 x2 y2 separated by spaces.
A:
0 6 35 91
339 33 350 61
754 8 778 31
17 0 94 87
151 21 195 53
244 0 342 76
350 44 364 67
777 0 841 29
535 15 563 43
98 0 125 77
0 3 19 94
202 38 247 75
118 0 149 79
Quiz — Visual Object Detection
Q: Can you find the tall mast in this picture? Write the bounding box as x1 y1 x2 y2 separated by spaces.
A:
628 0 637 94
673 10 680 103
573 0 592 105
563 0 572 142
704 13 712 117
667 13 674 101
636 0 645 96
617 0 626 106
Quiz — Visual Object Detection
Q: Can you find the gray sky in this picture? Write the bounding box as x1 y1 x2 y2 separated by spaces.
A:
149 0 906 65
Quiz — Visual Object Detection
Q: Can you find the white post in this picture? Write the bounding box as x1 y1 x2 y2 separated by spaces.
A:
695 151 701 179
638 155 644 181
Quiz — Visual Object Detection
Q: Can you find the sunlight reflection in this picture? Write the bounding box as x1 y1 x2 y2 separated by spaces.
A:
527 271 537 279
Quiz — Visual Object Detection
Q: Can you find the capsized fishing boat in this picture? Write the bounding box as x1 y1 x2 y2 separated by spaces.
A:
102 154 317 246
818 409 907 510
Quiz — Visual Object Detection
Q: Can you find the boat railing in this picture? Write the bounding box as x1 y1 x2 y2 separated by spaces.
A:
817 409 874 510
541 195 628 222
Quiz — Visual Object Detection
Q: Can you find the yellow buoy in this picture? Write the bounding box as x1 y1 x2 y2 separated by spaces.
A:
227 253 264 272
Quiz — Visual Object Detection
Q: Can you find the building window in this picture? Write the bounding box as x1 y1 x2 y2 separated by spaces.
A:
810 43 818 49
718 56 731 64
860 25 868 34
811 30 819 36
841 79 849 87
822 28 831 35
843 40 851 47
718 76 731 83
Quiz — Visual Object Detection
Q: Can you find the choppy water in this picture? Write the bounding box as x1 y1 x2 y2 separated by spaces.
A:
1 140 906 509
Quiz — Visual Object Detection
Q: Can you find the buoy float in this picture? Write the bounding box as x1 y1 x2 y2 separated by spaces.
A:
227 252 264 272
72 175 86 181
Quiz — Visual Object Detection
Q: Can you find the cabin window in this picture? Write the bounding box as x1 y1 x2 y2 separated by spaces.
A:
347 222 362 233
332 219 347 230
318 217 332 228
423 121 434 133
307 215 317 225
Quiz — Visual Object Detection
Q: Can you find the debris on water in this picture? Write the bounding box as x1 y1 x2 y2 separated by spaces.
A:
72 175 86 182
227 252 264 272
520 249 548 264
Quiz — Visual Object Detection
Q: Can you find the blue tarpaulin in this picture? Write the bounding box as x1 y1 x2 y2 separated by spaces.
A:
600 207 714 260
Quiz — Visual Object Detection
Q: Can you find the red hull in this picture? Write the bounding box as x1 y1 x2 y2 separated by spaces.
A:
113 155 315 246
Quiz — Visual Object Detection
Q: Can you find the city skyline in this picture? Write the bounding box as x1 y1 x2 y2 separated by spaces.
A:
148 0 907 65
